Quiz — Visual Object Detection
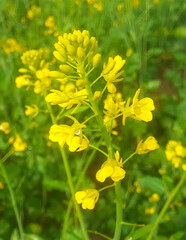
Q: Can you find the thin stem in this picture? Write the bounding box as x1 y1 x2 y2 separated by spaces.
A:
99 183 115 192
45 97 89 240
147 172 186 240
121 221 145 227
87 230 112 240
61 141 101 239
83 114 97 124
0 152 24 240
123 152 136 165
84 74 123 240
86 66 95 76
0 148 15 165
90 74 102 87
56 108 65 121
89 144 108 158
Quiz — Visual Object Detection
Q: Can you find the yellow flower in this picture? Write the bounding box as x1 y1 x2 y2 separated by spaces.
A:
0 122 11 134
165 140 186 169
131 89 155 122
45 88 88 111
102 56 126 93
1 38 22 54
117 3 123 12
27 5 40 20
96 151 126 182
122 89 155 125
25 104 39 118
12 134 27 152
153 0 159 5
15 75 31 88
49 118 89 152
132 0 140 8
182 164 186 171
0 181 4 189
126 48 133 57
149 193 160 202
145 207 155 215
75 189 99 210
136 136 159 154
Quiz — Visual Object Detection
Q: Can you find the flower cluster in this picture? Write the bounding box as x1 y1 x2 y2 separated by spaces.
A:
1 38 23 54
165 140 186 170
15 49 51 94
0 121 27 152
86 0 103 11
44 16 59 37
27 5 40 20
16 29 159 211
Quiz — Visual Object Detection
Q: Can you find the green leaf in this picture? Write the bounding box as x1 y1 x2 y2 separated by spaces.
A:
173 26 186 38
139 176 165 194
24 234 44 240
10 229 19 240
130 224 153 240
42 178 67 192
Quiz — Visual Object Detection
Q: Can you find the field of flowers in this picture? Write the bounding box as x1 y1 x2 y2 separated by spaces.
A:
0 0 186 239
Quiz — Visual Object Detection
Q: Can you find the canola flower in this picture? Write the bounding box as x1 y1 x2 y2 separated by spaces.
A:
15 49 51 94
75 189 99 210
102 56 126 93
122 88 155 125
1 38 22 54
136 136 159 154
145 207 156 215
44 16 59 36
27 5 40 20
49 117 89 152
10 134 27 152
149 193 160 202
86 0 103 11
0 122 11 134
25 104 39 118
165 140 186 170
96 151 126 182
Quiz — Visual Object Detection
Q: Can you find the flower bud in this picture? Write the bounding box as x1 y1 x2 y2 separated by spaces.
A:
53 51 66 63
93 91 102 100
93 53 101 67
59 64 74 74
77 47 85 61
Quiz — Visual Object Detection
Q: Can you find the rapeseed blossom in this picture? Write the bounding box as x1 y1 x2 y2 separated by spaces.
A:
0 122 11 134
136 136 159 154
102 56 126 93
1 38 22 53
27 5 40 20
49 118 89 152
165 140 186 169
16 49 51 94
122 89 155 125
25 104 39 118
149 193 160 202
11 134 27 152
75 189 99 209
96 151 126 182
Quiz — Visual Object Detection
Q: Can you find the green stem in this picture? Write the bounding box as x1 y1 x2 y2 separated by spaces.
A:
0 148 15 165
147 172 186 240
123 152 136 165
0 150 24 240
84 75 123 240
99 183 115 192
61 141 100 239
121 221 145 227
45 99 89 240
87 230 112 240
89 144 108 158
